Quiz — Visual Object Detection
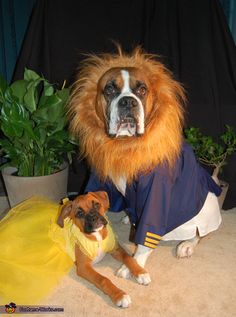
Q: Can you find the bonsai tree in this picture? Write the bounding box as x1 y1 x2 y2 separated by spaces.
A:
184 125 236 180
0 69 75 176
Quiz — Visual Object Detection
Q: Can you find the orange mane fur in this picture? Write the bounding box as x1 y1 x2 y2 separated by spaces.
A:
69 47 185 183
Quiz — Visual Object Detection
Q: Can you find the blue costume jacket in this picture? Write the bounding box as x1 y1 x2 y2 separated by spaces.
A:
85 142 221 248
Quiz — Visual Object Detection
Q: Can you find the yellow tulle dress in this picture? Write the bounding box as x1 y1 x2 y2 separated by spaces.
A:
0 196 74 305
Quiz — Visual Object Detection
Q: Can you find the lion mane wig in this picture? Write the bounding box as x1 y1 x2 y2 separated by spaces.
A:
69 47 185 183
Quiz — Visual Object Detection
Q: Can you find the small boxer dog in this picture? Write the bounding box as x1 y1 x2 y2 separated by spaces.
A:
56 191 150 308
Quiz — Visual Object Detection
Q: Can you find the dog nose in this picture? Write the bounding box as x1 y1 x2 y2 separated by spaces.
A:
118 96 138 109
87 211 98 223
84 210 108 233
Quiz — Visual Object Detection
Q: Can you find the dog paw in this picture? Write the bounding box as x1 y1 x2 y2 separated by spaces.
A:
116 264 131 279
176 241 195 258
116 294 131 308
121 215 130 225
135 272 151 285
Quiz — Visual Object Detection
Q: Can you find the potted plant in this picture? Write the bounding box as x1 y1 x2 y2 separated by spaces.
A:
184 125 236 207
0 69 76 207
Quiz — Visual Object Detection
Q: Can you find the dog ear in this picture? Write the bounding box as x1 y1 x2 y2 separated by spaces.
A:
57 202 73 228
90 191 110 211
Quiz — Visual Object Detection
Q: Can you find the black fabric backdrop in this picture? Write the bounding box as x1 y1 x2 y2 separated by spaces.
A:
13 0 236 208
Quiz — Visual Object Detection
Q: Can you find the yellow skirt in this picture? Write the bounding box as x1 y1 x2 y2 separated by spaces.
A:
0 196 74 305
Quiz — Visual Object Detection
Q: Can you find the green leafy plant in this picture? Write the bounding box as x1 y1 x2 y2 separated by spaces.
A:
0 69 76 176
184 125 236 178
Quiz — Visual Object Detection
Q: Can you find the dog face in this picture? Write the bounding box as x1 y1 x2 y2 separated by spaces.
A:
97 67 152 137
57 191 109 234
69 48 185 182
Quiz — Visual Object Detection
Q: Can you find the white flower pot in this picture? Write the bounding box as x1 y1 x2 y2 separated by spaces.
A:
2 162 69 207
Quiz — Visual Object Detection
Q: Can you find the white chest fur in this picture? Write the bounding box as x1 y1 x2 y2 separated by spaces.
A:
91 230 106 264
111 175 127 196
110 176 130 225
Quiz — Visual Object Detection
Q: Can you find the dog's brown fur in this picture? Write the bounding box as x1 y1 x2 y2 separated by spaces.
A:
57 192 146 307
69 47 185 183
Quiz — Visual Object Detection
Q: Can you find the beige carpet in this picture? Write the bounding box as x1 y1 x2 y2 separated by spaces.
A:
0 197 236 317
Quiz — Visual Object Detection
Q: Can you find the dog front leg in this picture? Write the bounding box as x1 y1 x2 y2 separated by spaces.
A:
112 244 151 285
116 244 152 284
75 245 131 308
133 244 154 267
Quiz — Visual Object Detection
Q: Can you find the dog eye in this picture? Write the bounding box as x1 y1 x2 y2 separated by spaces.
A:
103 82 117 96
136 84 147 96
76 208 85 218
92 201 101 210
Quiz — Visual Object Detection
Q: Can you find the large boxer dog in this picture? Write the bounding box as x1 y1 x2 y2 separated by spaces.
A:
68 47 222 282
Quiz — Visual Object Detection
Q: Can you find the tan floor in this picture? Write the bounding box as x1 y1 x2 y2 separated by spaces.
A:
0 198 236 317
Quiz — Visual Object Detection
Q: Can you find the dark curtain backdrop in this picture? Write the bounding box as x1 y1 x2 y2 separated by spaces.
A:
220 0 236 43
13 0 236 208
0 0 35 82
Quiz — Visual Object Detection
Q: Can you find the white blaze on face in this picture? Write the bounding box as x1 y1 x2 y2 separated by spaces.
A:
121 70 131 94
108 70 145 137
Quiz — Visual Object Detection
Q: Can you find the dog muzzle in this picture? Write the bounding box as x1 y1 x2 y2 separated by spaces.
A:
84 210 108 234
108 95 145 138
